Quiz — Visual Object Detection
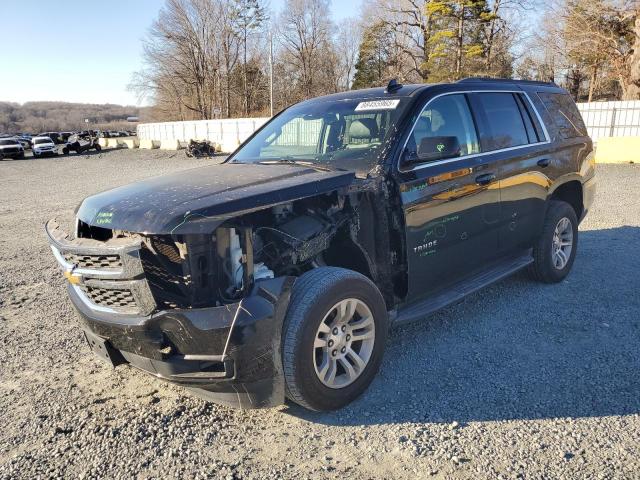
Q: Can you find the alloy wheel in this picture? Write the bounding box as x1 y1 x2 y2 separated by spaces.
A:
313 298 376 389
552 216 573 270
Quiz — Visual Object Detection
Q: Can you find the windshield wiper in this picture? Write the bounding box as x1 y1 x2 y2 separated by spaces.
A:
258 158 334 172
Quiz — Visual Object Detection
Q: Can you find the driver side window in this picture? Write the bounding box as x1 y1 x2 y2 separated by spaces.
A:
407 94 479 163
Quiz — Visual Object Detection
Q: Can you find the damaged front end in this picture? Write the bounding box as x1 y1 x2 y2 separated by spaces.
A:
46 218 294 409
44 161 398 409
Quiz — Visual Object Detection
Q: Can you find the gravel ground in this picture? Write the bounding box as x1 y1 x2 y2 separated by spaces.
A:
1 149 639 479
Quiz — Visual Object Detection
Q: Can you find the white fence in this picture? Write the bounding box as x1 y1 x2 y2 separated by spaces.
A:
137 118 269 152
577 100 640 142
136 100 640 151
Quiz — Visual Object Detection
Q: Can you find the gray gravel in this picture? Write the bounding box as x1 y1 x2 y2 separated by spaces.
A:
1 149 639 479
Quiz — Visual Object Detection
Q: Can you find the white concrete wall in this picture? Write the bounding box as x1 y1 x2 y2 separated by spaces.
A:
137 118 270 153
577 100 640 143
136 100 640 152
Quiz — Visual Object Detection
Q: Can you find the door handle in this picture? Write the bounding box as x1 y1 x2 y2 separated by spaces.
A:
537 158 551 167
475 173 496 185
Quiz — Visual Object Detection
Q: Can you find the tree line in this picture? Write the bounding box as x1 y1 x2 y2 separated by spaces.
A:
132 0 639 121
0 102 150 134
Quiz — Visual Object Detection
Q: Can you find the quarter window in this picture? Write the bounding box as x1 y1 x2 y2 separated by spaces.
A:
475 93 529 150
537 92 587 139
406 94 480 163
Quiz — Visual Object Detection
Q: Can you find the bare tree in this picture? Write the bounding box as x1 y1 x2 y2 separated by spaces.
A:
335 18 363 90
132 0 236 119
278 0 335 99
533 0 639 100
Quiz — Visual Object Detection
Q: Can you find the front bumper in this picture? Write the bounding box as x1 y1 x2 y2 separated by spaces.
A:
34 149 56 155
1 149 24 158
46 219 294 409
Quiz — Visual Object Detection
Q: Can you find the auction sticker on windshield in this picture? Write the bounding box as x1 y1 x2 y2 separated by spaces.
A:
355 99 401 111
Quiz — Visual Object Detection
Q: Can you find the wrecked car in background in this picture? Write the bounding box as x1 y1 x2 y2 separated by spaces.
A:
62 133 102 155
46 78 595 411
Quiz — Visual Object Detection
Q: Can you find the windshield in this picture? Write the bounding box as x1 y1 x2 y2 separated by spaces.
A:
229 97 410 176
34 138 51 145
0 139 18 146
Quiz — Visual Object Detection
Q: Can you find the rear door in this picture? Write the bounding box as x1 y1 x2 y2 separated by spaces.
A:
467 91 553 253
396 93 502 301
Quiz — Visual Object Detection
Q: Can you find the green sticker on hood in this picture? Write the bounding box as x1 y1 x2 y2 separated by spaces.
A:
95 211 113 225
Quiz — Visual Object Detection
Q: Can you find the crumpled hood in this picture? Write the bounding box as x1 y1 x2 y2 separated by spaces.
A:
76 163 355 234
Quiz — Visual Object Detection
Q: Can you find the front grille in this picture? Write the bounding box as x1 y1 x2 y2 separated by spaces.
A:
141 249 192 309
64 253 122 269
82 286 137 311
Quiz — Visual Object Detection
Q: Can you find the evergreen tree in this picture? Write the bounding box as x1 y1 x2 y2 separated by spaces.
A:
352 22 395 89
232 0 268 115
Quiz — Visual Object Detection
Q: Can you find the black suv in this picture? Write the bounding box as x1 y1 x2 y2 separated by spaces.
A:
46 78 595 411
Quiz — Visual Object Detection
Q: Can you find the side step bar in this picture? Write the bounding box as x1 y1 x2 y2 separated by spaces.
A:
393 251 533 326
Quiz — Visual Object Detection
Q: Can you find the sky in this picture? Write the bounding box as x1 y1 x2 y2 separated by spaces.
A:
0 0 362 107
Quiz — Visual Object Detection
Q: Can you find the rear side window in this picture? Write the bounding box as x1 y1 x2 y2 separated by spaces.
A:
475 93 529 150
537 92 587 139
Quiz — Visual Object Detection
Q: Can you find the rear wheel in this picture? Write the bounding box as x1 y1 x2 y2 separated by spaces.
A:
529 200 578 283
94 144 102 152
282 267 388 411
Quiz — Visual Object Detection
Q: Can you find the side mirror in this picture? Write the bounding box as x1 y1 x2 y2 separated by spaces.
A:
403 136 461 165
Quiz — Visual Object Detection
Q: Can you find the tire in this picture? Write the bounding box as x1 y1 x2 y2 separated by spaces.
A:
94 144 101 152
282 267 388 411
62 147 69 155
528 200 578 283
17 152 24 159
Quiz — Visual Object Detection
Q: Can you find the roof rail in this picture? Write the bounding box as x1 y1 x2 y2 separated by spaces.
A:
457 77 558 87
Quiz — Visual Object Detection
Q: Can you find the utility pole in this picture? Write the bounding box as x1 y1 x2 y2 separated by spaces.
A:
269 30 274 117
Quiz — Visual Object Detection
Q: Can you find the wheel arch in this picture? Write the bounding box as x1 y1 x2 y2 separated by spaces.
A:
322 234 374 281
548 179 584 220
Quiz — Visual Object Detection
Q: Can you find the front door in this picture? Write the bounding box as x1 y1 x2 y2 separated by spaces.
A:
396 93 501 301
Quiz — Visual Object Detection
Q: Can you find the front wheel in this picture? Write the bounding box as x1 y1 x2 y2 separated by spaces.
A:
529 200 578 283
282 267 388 411
94 144 101 152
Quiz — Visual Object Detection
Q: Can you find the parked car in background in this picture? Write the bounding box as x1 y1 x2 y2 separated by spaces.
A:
59 132 73 143
0 138 25 159
32 136 58 156
38 132 62 144
16 137 31 150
